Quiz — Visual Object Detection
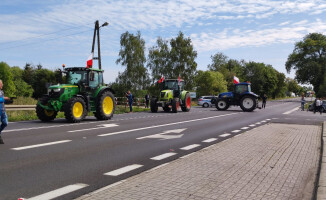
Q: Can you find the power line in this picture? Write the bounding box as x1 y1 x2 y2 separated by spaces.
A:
0 23 94 45
0 28 93 51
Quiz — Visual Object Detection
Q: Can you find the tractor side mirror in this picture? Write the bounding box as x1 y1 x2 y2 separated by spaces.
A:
90 72 95 81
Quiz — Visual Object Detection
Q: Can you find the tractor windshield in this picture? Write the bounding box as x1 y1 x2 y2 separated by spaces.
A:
235 84 251 94
66 71 87 85
163 80 184 90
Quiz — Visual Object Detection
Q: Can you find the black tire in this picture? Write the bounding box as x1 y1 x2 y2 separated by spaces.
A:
181 93 191 112
64 97 87 123
95 91 115 120
216 99 229 111
172 98 179 113
163 105 171 112
150 98 158 113
240 95 257 112
36 96 57 122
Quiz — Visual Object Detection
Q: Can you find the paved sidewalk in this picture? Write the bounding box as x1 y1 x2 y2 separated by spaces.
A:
76 123 321 200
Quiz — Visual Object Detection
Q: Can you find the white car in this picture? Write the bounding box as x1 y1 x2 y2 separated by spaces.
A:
198 96 216 107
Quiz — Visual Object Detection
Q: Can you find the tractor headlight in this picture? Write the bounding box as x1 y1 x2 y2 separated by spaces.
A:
53 88 61 92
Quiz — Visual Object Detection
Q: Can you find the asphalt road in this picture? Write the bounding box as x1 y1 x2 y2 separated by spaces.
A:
0 99 324 200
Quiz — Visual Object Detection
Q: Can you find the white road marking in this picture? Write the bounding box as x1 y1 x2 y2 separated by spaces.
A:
256 122 261 125
261 120 267 123
219 133 231 137
241 127 249 130
266 119 271 121
12 140 71 151
104 164 143 176
151 152 177 160
68 124 119 133
136 129 186 140
180 144 201 150
249 124 256 127
202 138 217 143
283 107 299 114
98 113 238 137
28 183 88 200
232 130 241 133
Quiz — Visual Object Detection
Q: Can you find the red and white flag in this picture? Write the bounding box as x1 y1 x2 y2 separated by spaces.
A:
233 76 239 84
158 75 164 84
87 53 93 68
178 74 181 85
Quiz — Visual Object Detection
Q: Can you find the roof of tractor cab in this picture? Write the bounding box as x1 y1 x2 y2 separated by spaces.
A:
236 82 251 85
65 67 103 72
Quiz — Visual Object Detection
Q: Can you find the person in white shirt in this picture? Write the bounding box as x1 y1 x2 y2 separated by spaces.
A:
315 98 323 114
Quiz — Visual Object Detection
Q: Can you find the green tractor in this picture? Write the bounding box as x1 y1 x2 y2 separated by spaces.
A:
36 20 115 123
150 79 191 113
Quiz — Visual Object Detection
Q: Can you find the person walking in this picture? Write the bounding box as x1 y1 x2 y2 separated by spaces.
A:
262 94 267 109
126 91 133 113
315 98 323 114
145 93 150 108
301 94 305 111
0 80 9 144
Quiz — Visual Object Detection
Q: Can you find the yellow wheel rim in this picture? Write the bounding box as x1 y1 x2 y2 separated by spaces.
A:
73 102 83 118
103 96 113 115
44 109 54 117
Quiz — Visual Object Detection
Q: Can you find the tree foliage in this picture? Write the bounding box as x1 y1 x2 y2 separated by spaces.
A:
116 31 149 91
195 70 227 97
286 33 326 96
10 66 34 97
148 32 197 90
0 62 16 96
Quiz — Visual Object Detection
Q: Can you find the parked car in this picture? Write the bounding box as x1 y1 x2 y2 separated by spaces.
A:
198 96 216 107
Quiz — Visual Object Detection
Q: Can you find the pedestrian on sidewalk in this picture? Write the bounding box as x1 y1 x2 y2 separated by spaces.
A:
0 80 9 144
145 93 150 108
126 91 133 113
262 94 267 109
301 94 305 111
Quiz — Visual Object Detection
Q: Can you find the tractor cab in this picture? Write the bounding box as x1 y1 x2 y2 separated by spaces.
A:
235 83 251 94
65 67 104 91
161 79 184 98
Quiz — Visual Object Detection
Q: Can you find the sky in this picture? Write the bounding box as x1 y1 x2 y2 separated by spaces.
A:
0 0 326 84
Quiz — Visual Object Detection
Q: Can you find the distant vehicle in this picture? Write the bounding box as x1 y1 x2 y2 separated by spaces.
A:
198 96 216 107
308 100 326 112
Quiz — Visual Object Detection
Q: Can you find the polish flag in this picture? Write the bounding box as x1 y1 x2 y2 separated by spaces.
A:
87 53 93 68
158 75 164 84
233 76 239 84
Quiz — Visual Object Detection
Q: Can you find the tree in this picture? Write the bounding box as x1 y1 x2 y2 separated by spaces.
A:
22 63 34 85
116 31 149 91
31 69 55 98
207 52 228 71
147 37 171 82
170 32 197 90
272 72 287 98
10 66 34 97
195 70 227 97
286 33 326 97
0 62 16 96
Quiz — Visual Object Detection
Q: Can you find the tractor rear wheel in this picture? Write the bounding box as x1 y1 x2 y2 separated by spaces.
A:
181 93 191 112
240 95 257 112
36 96 57 122
216 99 229 110
172 98 179 113
95 91 115 120
150 98 158 112
64 97 86 123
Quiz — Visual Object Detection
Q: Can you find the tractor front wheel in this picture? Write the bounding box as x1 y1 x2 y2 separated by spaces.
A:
150 98 158 113
64 97 87 123
216 99 229 111
36 97 57 122
95 91 115 120
181 93 191 112
240 95 257 112
172 98 179 113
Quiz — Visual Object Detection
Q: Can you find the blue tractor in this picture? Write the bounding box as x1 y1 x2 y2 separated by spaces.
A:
212 82 259 112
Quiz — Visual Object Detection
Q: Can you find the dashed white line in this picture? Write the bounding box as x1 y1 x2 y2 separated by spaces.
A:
231 130 241 133
180 144 201 150
12 140 71 151
68 124 119 133
28 183 88 200
249 124 256 127
256 122 261 125
283 107 299 114
202 138 217 143
241 127 249 130
219 133 231 137
261 120 267 123
151 153 177 160
104 164 143 176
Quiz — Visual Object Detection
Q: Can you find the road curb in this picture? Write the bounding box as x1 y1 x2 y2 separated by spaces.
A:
316 121 326 199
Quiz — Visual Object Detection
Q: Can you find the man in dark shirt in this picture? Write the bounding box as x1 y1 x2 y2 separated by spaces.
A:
145 93 150 108
126 91 133 113
262 94 267 109
0 80 9 144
